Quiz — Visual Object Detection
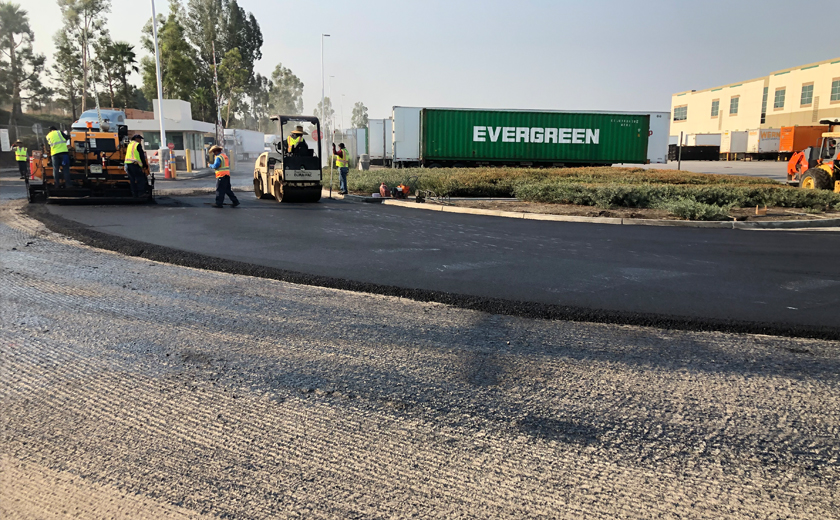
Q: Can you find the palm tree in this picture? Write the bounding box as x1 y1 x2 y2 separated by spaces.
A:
109 41 138 108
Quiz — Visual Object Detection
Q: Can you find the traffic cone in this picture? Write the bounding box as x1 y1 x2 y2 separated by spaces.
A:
164 163 171 179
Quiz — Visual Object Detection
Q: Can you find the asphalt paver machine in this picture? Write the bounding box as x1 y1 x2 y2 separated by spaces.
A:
28 119 154 204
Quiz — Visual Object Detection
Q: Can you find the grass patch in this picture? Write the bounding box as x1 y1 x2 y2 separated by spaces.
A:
334 166 840 220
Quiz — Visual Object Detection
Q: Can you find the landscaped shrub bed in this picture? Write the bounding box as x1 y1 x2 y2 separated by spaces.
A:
330 167 840 220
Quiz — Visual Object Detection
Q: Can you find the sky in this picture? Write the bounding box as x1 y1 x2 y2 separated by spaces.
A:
24 0 840 124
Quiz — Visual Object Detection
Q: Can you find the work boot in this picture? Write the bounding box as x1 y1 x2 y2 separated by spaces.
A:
231 201 240 207
212 203 223 208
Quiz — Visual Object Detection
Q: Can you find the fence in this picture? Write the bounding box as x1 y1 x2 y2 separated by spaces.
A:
0 123 69 169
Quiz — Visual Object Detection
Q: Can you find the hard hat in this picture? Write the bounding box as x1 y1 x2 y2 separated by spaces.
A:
209 144 223 154
339 142 346 148
131 134 143 140
290 125 308 135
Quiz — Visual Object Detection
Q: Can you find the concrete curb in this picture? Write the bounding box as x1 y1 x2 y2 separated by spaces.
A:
379 199 840 230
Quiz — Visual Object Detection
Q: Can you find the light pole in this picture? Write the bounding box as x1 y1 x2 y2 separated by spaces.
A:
329 75 335 150
341 94 345 132
321 33 331 196
321 35 330 153
150 0 167 174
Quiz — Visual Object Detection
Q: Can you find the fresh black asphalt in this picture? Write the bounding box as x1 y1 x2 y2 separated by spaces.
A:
29 195 840 339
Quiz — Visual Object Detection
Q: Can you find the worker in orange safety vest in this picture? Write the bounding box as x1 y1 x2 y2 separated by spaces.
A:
209 144 239 208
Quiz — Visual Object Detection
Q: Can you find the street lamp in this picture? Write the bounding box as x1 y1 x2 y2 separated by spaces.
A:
150 0 167 174
321 35 330 141
329 75 335 145
321 33 331 195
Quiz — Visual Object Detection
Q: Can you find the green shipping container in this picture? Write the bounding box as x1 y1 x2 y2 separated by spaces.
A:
421 109 650 166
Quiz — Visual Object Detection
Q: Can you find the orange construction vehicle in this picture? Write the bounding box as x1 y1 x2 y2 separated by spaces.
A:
786 119 840 192
28 110 153 203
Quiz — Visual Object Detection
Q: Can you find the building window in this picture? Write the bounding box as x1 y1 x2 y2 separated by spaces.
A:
801 83 814 106
832 79 840 102
729 96 739 115
774 88 786 109
760 86 768 124
711 100 719 118
673 105 687 121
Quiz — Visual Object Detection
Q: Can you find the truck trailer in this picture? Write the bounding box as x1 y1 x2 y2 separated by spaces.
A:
367 118 393 166
390 107 667 168
224 128 267 162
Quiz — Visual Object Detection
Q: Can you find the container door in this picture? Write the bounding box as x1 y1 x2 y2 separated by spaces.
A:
385 118 394 159
645 113 668 163
732 132 748 153
392 107 421 163
747 131 760 153
368 120 384 159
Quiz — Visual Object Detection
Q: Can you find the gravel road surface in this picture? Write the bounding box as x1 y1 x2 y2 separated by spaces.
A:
2 201 839 519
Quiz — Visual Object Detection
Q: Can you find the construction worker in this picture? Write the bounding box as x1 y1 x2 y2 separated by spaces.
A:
12 140 27 179
124 134 148 198
332 142 350 194
209 145 239 208
46 126 71 188
286 126 309 156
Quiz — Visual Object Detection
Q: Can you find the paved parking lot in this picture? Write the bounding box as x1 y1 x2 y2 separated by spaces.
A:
616 160 789 181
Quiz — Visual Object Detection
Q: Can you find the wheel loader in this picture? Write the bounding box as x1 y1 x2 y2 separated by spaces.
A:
786 118 840 192
27 115 154 204
252 115 322 203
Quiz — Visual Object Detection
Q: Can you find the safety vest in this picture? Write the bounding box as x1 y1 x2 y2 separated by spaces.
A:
335 148 349 168
14 146 27 162
215 153 230 178
125 141 142 164
287 135 302 152
46 130 69 155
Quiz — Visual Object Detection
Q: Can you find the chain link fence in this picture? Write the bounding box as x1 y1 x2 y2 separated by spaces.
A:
0 122 72 169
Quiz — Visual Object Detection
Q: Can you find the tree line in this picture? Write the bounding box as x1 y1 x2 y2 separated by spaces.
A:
0 0 370 133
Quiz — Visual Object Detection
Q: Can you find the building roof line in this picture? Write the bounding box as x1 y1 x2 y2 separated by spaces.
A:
672 56 840 97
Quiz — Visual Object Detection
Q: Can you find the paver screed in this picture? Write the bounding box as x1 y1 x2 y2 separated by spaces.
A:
1 201 838 519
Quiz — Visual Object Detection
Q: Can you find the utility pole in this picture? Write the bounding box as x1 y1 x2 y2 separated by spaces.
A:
329 75 335 155
150 0 168 170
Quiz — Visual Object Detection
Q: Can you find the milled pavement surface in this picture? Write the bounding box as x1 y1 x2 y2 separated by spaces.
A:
1 200 839 519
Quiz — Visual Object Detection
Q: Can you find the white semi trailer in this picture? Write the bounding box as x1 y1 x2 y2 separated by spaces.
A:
367 118 393 166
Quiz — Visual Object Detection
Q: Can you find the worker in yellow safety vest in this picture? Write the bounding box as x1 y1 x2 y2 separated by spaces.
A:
46 125 72 188
286 125 309 155
124 134 149 198
332 142 350 194
12 140 28 179
209 144 239 208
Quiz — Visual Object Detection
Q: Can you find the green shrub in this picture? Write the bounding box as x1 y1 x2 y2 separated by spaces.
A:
332 166 840 217
657 198 733 221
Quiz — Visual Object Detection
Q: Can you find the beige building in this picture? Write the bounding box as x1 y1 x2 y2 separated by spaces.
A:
670 57 840 141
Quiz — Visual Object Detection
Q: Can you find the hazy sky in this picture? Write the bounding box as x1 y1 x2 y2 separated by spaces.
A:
24 0 840 124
